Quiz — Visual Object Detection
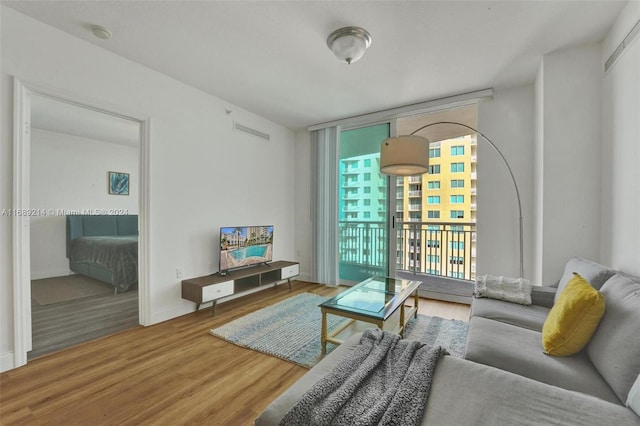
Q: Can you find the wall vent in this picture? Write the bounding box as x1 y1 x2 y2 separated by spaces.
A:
605 18 640 73
233 121 270 141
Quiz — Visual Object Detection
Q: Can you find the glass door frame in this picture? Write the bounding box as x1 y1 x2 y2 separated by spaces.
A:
338 119 398 284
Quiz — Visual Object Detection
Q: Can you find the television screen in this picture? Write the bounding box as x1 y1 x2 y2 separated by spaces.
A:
219 225 274 272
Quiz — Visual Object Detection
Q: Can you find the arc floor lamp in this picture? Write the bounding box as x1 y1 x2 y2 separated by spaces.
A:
380 121 524 278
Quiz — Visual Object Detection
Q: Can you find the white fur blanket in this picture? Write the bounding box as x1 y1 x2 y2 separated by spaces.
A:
474 275 532 305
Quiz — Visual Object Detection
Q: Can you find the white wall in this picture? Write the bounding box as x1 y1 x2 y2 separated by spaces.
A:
477 85 535 280
534 43 603 284
1 7 296 370
600 1 640 276
30 129 139 279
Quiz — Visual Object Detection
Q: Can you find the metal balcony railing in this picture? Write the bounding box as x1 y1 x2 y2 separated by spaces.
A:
338 220 477 282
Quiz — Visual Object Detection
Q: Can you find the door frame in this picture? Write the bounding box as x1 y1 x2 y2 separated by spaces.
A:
12 78 151 368
338 119 397 281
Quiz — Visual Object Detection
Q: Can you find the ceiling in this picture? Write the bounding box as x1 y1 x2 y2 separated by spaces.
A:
31 94 140 147
3 1 627 130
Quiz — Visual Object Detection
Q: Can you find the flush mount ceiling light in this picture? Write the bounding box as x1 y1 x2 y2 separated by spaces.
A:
326 26 372 64
90 25 112 40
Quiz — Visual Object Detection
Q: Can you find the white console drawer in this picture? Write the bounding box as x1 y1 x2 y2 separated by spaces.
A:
281 264 299 280
202 280 233 302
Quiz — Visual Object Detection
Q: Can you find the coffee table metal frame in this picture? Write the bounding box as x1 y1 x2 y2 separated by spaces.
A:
320 276 421 355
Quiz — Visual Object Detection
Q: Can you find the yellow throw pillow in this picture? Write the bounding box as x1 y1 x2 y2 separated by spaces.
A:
542 273 605 356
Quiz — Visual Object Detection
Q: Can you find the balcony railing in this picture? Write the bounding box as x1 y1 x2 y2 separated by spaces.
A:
338 220 477 282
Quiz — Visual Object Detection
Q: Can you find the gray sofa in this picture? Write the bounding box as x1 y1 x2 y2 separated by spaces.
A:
256 257 640 425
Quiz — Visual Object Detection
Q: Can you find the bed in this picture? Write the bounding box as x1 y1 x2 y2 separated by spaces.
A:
66 215 138 293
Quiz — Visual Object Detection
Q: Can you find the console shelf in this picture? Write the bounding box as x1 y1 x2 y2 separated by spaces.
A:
181 260 300 315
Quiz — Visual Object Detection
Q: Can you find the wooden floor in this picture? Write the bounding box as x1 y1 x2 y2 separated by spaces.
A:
1 281 470 425
30 287 139 359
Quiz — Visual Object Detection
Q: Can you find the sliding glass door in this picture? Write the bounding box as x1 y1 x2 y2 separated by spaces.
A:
337 124 391 285
334 106 478 301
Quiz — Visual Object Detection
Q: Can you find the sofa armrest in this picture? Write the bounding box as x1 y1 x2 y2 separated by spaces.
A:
531 286 557 308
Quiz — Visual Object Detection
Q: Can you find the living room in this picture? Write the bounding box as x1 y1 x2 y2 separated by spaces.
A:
1 1 639 424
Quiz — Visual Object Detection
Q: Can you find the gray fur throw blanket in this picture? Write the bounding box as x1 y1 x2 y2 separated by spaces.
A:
278 328 448 426
474 274 532 305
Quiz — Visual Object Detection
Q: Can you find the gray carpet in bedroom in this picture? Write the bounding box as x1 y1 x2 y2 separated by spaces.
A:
29 275 139 360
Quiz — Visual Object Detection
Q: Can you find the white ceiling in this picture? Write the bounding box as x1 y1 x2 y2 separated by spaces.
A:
3 1 628 130
31 95 141 147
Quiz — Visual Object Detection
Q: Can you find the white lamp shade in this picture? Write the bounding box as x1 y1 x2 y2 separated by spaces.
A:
380 135 430 176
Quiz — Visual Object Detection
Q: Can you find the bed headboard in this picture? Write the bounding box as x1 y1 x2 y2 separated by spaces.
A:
66 215 138 257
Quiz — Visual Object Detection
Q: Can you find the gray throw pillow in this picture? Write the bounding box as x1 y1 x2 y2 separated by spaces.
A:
587 274 640 403
555 257 614 304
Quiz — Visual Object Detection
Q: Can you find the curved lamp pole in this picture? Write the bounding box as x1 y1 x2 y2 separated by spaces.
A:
380 121 524 278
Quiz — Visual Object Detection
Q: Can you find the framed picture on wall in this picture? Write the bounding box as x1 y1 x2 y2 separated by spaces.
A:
108 171 130 195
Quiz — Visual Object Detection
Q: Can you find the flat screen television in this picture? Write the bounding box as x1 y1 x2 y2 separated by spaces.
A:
219 225 274 273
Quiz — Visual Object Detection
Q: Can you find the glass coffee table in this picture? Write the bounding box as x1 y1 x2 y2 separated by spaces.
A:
319 276 421 355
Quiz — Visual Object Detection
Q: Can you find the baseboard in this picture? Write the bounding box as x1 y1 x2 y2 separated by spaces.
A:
1 351 15 373
418 289 472 305
296 273 312 282
149 301 195 325
31 268 72 280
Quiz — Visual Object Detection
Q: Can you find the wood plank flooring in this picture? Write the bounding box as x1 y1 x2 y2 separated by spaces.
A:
30 286 139 359
1 281 470 425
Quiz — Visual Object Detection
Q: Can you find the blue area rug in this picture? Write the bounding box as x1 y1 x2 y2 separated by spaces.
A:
210 292 468 368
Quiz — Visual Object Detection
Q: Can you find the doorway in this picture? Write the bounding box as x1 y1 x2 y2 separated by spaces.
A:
12 79 150 368
338 123 391 285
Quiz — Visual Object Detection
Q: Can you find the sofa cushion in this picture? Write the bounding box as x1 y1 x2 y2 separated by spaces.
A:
470 297 550 331
587 274 640 404
464 316 620 404
424 356 640 426
542 273 606 356
555 257 614 303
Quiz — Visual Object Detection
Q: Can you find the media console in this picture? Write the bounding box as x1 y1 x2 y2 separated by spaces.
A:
181 260 300 315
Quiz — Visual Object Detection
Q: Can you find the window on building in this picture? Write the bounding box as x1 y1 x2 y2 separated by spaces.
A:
451 146 464 156
449 256 464 265
364 187 371 194
429 165 441 174
450 210 464 219
429 148 441 158
363 212 371 219
428 180 440 189
449 241 465 250
450 195 464 204
364 158 371 167
427 210 440 219
427 225 440 230
427 196 440 204
448 271 465 279
427 255 440 263
451 179 464 188
363 199 371 206
364 172 371 181
451 162 464 173
427 240 440 248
